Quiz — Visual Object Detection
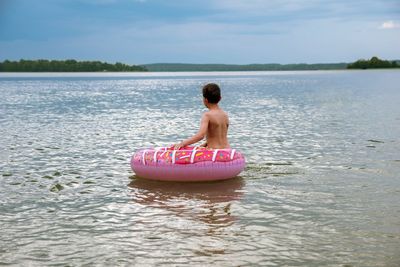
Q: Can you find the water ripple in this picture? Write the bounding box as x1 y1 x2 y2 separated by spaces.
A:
1 71 400 266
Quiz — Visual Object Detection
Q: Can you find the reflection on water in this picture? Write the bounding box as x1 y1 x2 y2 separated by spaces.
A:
128 177 244 228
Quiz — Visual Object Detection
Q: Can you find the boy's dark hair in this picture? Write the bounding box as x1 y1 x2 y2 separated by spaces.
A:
202 83 221 104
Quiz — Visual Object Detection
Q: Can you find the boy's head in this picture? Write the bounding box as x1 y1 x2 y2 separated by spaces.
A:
202 83 221 104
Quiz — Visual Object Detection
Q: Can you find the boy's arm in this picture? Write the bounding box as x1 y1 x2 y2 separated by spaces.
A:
174 113 209 149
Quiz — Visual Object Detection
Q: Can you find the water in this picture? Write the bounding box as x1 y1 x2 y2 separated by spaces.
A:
1 70 399 266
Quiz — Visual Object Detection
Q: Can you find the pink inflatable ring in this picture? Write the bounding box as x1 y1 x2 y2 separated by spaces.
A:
131 146 245 182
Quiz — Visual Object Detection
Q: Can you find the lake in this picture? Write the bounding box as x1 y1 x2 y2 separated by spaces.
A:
1 70 399 266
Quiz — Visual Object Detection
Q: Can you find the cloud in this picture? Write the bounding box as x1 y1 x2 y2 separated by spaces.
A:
1 0 399 64
380 20 400 29
209 0 389 20
211 0 318 12
77 0 146 4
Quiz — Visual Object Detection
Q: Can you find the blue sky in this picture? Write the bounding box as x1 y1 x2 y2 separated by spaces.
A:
0 0 399 64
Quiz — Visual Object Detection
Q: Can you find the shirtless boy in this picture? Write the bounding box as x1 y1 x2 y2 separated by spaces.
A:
174 83 230 150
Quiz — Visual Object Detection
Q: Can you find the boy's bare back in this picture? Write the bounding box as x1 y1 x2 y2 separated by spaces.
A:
202 108 230 149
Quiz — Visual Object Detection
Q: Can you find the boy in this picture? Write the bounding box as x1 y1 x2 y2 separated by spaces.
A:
174 83 230 149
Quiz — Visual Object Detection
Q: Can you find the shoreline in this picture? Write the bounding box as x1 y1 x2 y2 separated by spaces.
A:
0 69 399 77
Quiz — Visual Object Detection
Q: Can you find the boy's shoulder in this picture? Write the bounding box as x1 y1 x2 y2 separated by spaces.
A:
202 109 228 118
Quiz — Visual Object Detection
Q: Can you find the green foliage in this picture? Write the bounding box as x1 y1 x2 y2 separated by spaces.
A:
2 58 398 72
143 63 348 72
0 59 148 72
347 57 399 69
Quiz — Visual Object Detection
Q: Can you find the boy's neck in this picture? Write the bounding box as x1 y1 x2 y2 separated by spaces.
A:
207 103 220 110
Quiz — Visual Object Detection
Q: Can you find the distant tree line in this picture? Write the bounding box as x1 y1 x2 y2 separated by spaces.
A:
143 63 348 72
2 58 398 72
0 59 148 72
347 57 399 69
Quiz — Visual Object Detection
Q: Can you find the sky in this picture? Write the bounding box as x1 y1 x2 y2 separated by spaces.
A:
0 0 399 64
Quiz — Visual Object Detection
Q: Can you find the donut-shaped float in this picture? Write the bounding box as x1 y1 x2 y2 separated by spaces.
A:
131 146 245 182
